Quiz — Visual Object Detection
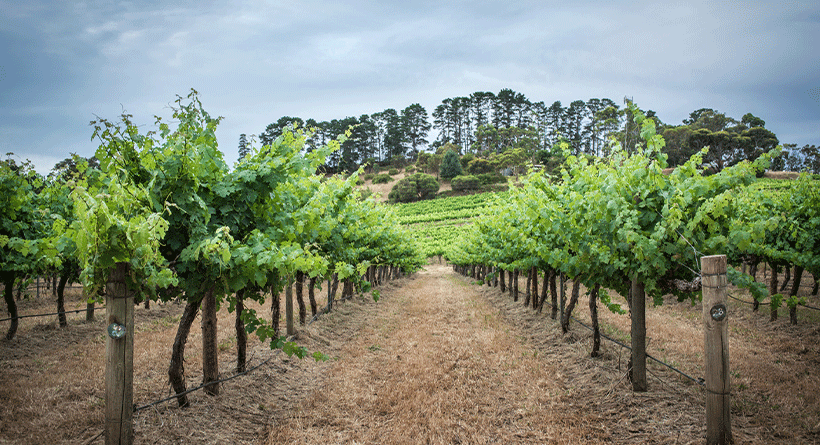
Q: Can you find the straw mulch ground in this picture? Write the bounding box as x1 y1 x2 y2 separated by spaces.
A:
1 264 819 444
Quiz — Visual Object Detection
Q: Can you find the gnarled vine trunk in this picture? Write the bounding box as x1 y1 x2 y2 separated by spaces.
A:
589 283 601 357
56 272 69 328
3 273 18 340
308 276 318 316
561 279 581 334
168 298 202 407
549 270 558 320
789 266 804 325
512 270 519 302
295 271 306 325
201 286 220 396
235 289 247 373
769 263 780 322
271 283 281 338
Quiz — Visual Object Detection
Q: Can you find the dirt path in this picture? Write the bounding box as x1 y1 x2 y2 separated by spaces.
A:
267 265 646 444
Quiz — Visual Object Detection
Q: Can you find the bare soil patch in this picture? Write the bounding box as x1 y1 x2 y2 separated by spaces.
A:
360 170 452 202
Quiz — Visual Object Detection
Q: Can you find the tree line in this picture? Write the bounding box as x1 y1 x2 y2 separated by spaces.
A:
251 88 815 174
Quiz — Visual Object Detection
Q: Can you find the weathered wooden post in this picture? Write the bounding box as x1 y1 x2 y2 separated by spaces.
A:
105 262 134 445
702 255 732 444
630 276 647 392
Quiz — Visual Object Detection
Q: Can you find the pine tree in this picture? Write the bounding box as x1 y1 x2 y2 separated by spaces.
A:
238 133 249 160
440 148 463 179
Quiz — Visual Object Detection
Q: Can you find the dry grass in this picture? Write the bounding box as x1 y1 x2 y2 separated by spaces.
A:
763 171 800 180
360 169 452 202
268 265 611 444
490 268 820 444
2 266 819 444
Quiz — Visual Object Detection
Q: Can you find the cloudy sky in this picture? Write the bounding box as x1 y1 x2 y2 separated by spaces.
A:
1 0 818 174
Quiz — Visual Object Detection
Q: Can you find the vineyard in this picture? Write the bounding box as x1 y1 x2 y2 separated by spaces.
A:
396 192 503 258
2 96 820 444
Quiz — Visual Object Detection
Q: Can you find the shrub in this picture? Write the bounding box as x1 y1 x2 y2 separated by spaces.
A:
451 175 480 191
388 168 399 175
467 158 494 175
460 153 475 170
440 149 463 180
372 173 392 184
476 172 505 185
356 177 365 185
405 166 416 173
363 173 375 181
388 173 440 203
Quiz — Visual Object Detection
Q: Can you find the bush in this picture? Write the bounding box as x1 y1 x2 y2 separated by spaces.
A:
356 177 365 185
451 175 480 191
476 172 505 185
363 173 375 181
405 166 416 173
460 153 475 170
372 173 392 184
388 173 440 203
388 168 399 175
467 158 495 175
440 149 463 180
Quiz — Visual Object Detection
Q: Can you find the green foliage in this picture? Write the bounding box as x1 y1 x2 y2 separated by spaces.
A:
71 90 425 360
372 173 392 184
388 173 440 203
476 172 505 185
445 102 788 313
460 153 475 170
388 168 399 175
440 149 463 179
363 173 375 181
467 158 494 175
451 175 480 191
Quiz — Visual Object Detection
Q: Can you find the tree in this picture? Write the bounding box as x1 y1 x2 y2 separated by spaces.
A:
661 126 695 167
260 116 304 146
401 104 431 160
741 113 766 129
440 148 463 179
377 109 405 163
800 144 820 173
238 133 250 160
472 124 500 154
50 154 99 180
564 100 586 155
387 173 439 203
544 101 566 149
470 91 495 131
416 152 442 179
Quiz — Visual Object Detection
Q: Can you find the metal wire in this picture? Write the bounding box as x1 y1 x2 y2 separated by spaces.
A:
0 307 105 323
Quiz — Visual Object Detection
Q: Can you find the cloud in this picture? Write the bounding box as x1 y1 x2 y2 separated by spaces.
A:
0 0 818 174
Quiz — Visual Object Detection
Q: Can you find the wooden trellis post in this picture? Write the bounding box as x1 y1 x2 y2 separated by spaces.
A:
702 255 732 445
105 262 134 445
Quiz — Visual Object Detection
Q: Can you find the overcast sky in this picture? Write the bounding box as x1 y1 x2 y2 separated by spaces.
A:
1 0 818 174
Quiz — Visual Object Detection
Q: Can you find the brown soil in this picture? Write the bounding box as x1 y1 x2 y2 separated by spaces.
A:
1 266 818 444
361 169 452 202
763 171 800 180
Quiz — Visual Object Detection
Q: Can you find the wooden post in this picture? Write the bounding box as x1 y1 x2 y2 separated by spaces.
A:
630 276 647 392
702 255 732 445
286 275 295 336
105 262 134 445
